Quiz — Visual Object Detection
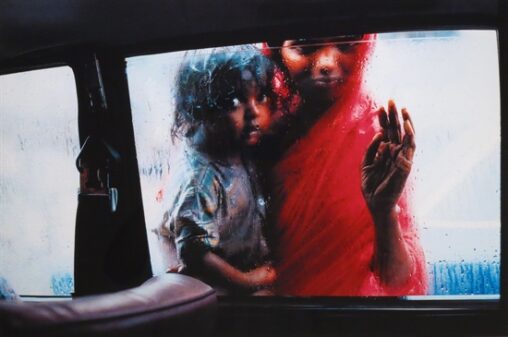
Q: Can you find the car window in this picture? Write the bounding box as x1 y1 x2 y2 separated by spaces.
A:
0 66 79 297
126 30 500 297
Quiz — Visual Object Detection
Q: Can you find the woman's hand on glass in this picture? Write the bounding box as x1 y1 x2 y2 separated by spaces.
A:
361 100 415 218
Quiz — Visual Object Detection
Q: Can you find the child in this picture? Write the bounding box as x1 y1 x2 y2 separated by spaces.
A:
158 48 277 295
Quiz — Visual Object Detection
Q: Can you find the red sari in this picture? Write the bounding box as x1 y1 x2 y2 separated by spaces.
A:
270 38 427 296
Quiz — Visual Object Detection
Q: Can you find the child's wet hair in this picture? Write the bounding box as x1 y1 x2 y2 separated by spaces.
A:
172 47 276 140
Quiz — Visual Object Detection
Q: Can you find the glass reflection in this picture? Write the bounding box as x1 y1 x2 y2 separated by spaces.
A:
127 30 500 297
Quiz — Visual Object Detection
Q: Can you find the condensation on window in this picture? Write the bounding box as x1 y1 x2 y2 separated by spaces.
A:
127 52 184 275
126 31 500 296
366 31 500 295
0 66 79 296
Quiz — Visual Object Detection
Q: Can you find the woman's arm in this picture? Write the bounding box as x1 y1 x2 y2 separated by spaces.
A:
369 209 413 288
361 100 416 288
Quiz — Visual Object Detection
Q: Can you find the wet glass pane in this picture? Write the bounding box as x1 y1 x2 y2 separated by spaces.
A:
127 30 500 297
0 67 79 296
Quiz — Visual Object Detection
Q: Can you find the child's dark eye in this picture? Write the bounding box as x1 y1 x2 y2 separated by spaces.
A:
231 97 241 107
257 93 268 104
218 95 242 111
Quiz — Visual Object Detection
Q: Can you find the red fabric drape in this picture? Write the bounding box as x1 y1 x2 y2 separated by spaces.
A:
270 36 427 296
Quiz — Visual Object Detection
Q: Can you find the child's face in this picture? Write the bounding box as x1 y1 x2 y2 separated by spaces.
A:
280 37 363 105
226 81 272 147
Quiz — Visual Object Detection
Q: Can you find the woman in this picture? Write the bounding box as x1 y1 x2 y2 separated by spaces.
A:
263 35 427 296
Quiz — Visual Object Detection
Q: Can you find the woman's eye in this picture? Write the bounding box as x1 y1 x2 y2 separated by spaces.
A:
337 42 358 52
290 45 317 55
289 45 303 53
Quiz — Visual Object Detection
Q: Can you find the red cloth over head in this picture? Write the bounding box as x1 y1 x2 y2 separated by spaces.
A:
269 35 427 296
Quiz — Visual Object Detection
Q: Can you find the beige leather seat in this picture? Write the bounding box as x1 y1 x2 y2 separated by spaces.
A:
0 274 217 337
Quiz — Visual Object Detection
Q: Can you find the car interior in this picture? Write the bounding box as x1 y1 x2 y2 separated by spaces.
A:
0 0 507 336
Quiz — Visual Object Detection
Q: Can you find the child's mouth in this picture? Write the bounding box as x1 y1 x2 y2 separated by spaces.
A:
244 125 261 143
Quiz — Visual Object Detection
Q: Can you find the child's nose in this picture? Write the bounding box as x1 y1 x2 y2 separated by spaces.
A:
246 99 260 119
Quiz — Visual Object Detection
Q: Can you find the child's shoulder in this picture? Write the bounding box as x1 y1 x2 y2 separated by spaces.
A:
183 148 224 192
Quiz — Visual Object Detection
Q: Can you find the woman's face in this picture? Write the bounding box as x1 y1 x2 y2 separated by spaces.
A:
280 37 363 105
226 80 272 147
